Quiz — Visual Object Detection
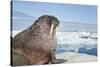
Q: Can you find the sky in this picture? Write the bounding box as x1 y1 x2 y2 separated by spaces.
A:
12 1 97 24
12 1 97 32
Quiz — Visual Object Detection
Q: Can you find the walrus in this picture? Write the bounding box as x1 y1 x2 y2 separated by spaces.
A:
11 15 66 66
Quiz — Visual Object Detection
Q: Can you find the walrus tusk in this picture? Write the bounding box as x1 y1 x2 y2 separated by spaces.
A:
49 24 54 35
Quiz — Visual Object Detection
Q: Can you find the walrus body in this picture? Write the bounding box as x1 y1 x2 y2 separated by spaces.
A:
11 15 60 66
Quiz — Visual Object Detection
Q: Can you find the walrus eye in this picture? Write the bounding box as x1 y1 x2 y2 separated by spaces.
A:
49 24 54 35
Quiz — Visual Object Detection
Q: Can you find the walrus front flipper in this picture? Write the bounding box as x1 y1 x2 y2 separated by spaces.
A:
51 59 67 64
50 49 67 64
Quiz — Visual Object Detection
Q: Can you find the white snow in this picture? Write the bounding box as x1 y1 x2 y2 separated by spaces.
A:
56 52 97 63
56 32 97 52
56 32 97 45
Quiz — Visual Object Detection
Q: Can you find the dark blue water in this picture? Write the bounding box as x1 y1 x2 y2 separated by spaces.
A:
78 47 97 56
56 47 97 56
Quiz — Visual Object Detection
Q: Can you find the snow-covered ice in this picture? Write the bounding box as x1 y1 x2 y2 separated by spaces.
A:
56 32 97 45
56 52 97 63
56 32 97 52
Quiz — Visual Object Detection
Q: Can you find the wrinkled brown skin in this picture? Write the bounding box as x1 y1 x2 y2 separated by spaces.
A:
11 15 60 66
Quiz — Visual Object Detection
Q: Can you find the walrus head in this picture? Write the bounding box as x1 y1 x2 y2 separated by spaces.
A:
33 15 60 36
26 15 60 52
